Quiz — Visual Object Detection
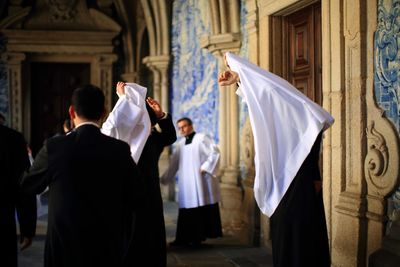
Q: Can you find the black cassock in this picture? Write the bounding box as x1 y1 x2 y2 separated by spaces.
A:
126 114 177 267
270 133 330 267
0 125 36 267
21 125 144 267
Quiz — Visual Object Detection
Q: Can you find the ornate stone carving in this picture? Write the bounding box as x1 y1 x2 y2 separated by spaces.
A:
241 117 255 184
48 0 78 22
364 121 391 193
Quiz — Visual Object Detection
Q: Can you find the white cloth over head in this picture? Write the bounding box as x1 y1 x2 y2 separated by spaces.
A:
225 52 334 217
101 83 151 163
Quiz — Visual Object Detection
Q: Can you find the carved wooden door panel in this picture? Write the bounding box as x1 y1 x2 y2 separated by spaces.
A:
285 3 322 105
30 63 90 155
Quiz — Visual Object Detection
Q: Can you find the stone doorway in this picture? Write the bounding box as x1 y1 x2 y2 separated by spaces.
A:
30 62 90 155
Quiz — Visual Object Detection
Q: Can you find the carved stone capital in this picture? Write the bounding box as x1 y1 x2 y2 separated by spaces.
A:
143 55 170 72
200 33 241 56
93 54 118 65
120 72 137 83
1 52 25 64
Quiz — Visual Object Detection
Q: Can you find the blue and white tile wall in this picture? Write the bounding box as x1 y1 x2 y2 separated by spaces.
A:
170 0 219 143
239 0 249 179
0 36 9 125
374 0 400 233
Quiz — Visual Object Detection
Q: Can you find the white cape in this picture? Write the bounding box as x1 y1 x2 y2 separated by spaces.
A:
225 52 334 217
101 83 151 163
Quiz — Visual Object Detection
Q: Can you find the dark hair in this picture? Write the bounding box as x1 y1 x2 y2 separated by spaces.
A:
177 117 192 125
71 84 105 120
146 102 158 126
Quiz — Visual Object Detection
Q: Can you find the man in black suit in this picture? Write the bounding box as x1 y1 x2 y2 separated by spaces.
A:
21 84 144 267
0 121 36 267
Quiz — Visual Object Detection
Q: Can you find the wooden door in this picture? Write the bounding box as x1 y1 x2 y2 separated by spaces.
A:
285 3 322 105
30 63 90 155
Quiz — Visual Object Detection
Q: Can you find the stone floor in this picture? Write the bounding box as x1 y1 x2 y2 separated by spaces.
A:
18 201 273 267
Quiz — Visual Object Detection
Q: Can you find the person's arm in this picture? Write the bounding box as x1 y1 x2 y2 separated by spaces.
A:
218 70 239 86
157 114 177 146
14 136 37 251
160 147 180 184
199 135 220 177
21 144 51 195
146 97 177 146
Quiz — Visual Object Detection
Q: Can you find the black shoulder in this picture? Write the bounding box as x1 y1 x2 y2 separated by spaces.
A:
101 133 132 151
0 125 26 145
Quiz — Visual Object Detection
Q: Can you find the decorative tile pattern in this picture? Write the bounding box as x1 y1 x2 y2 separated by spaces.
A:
374 0 400 232
239 0 249 179
170 0 219 142
0 36 9 125
374 0 400 130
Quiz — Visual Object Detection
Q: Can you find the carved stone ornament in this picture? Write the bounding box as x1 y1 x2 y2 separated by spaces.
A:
48 0 78 22
241 117 255 183
364 121 397 196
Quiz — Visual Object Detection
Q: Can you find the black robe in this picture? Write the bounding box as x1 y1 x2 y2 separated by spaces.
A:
21 125 144 267
126 114 177 267
0 125 36 267
270 132 330 267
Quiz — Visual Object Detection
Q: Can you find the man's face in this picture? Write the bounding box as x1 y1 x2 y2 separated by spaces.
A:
177 120 193 137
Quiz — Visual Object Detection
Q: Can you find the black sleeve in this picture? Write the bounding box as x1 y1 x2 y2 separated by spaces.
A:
21 143 50 195
14 133 37 238
16 191 37 238
157 113 177 147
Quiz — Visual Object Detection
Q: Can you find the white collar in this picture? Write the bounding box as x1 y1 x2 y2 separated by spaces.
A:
75 121 100 129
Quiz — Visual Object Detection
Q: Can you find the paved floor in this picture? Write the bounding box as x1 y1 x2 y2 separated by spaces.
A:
18 201 273 267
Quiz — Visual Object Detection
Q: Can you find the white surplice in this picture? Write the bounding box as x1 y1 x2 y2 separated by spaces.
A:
101 83 151 163
162 133 220 209
225 52 334 217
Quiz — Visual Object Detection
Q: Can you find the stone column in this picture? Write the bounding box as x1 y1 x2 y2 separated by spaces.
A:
2 52 25 132
239 0 261 246
120 72 137 83
330 1 368 266
200 32 242 235
143 55 173 200
143 55 170 111
91 54 117 112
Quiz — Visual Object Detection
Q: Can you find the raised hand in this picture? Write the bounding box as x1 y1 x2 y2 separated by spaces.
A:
218 70 239 86
116 81 126 97
146 97 165 118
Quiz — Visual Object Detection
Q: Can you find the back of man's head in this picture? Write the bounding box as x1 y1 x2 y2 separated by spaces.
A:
71 84 105 121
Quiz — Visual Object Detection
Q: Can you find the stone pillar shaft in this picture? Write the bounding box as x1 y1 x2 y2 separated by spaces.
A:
3 52 26 132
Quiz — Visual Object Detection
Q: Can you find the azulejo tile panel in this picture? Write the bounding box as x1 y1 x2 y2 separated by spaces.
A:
374 0 400 231
374 0 400 131
170 0 219 143
0 36 9 124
